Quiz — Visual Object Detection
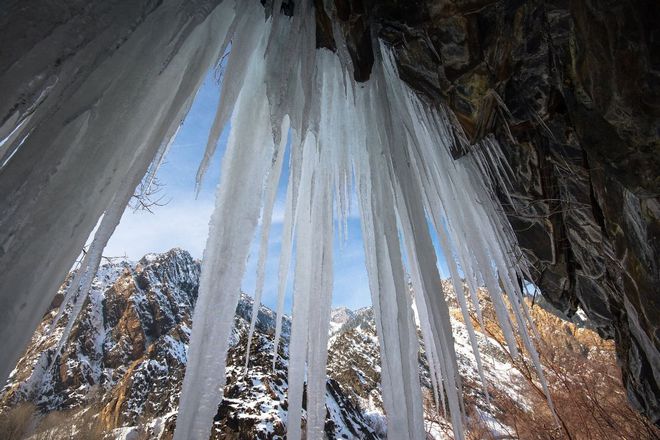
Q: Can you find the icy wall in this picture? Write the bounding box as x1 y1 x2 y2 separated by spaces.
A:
0 0 229 385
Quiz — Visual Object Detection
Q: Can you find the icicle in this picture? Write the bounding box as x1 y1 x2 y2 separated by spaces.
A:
271 184 294 369
173 17 275 439
48 241 98 336
244 115 289 370
437 223 491 404
286 127 335 440
352 78 426 440
195 1 263 189
392 155 467 440
53 203 122 355
412 283 447 417
402 115 490 403
272 131 303 369
285 134 314 440
303 187 333 439
301 52 344 440
377 47 468 439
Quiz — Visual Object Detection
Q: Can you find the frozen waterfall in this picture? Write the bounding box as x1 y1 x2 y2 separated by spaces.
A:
0 1 552 439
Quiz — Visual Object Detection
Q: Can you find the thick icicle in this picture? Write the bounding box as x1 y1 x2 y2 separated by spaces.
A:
376 47 467 438
303 187 334 440
244 115 289 370
0 1 235 383
353 77 426 439
301 52 339 440
173 18 275 439
286 129 335 440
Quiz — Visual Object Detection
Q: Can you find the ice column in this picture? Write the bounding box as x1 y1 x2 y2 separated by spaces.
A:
173 17 276 440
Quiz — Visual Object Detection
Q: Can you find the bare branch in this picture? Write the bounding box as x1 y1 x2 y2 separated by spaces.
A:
129 176 171 213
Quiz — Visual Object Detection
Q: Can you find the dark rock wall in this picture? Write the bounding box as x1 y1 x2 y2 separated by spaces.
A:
316 0 659 421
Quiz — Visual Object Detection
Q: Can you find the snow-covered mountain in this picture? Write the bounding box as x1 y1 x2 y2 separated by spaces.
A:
329 307 356 336
1 248 526 439
0 250 379 439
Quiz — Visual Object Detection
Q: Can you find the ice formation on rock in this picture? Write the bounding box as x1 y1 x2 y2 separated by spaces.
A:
0 0 236 386
0 1 552 439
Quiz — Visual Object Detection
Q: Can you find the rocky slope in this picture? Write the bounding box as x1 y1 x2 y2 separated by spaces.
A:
0 252 523 438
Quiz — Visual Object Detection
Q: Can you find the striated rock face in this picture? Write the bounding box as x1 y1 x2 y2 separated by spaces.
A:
311 0 659 422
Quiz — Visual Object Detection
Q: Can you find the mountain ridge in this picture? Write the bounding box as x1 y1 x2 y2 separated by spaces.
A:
1 249 379 439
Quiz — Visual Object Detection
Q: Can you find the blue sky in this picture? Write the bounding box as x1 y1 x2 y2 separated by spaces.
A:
105 72 373 311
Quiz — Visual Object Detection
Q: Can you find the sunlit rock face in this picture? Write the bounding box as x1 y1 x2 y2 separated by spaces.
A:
316 0 659 422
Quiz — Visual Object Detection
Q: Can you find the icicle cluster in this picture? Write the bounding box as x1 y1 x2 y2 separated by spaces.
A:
0 1 552 439
174 2 551 440
0 0 234 384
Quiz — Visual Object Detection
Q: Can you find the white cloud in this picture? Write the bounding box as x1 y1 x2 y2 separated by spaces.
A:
105 192 372 311
104 198 215 260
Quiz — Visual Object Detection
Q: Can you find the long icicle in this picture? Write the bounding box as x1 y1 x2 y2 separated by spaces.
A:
378 47 467 438
353 74 427 439
286 133 319 440
272 130 303 369
173 17 275 439
244 115 289 371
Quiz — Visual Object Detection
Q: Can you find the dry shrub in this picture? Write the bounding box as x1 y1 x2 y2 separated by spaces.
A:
422 384 499 440
30 407 106 439
31 407 152 440
72 407 106 439
34 409 72 439
422 389 453 439
32 386 108 439
9 385 147 440
465 416 497 440
480 298 660 439
0 402 37 439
